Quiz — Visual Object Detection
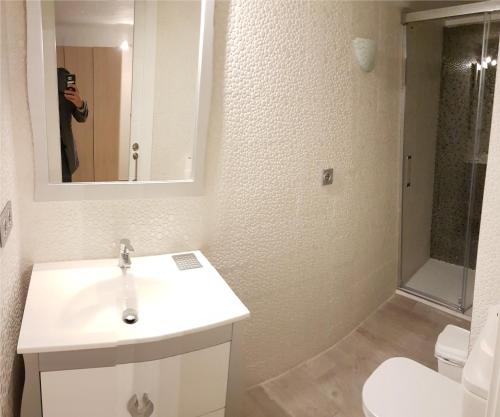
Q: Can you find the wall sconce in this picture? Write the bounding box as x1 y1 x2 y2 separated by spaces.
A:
352 37 377 72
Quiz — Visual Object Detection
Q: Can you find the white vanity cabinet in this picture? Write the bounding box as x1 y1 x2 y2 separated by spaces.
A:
40 343 230 417
18 252 250 417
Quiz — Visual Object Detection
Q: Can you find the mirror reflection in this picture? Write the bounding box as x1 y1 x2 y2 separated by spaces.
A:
43 0 202 183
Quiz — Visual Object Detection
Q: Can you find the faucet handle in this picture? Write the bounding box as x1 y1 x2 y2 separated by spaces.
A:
120 238 135 252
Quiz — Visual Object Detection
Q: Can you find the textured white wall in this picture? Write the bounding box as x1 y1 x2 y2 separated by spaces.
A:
204 0 403 384
471 49 500 344
0 1 402 415
0 3 32 416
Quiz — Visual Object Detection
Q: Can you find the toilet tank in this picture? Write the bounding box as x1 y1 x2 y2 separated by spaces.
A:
462 306 499 417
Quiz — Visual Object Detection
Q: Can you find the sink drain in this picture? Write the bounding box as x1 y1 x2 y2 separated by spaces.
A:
122 308 138 324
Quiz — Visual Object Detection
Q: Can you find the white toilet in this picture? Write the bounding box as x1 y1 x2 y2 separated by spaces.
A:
362 306 498 417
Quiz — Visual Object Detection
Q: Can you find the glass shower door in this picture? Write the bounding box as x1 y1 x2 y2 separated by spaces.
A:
462 15 499 312
400 13 493 314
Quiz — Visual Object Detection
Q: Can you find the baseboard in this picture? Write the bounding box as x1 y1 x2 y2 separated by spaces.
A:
396 289 472 322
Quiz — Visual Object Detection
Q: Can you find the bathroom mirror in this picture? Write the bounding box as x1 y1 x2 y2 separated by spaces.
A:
27 0 213 199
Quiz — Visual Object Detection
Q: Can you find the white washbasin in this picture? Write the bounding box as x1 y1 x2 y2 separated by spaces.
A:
18 251 249 354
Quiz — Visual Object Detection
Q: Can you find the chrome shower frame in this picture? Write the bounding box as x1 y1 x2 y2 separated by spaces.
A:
398 1 500 313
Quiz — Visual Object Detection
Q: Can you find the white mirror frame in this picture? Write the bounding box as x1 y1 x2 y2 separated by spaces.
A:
26 0 214 200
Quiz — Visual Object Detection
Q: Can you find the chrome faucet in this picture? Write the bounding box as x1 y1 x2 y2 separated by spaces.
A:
118 238 135 270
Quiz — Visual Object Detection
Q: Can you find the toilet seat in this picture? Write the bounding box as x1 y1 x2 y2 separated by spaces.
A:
362 357 463 417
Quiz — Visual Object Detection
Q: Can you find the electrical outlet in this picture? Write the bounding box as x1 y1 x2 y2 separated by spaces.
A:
0 201 13 248
322 168 333 186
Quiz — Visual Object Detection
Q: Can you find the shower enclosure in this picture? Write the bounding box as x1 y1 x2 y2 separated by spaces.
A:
399 7 500 314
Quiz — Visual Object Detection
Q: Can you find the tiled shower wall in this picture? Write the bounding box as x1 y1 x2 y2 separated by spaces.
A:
430 23 497 268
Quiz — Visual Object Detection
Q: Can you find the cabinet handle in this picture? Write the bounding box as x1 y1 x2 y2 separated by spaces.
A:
127 393 154 417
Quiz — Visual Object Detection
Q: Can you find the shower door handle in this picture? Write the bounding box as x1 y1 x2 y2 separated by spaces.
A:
405 155 412 188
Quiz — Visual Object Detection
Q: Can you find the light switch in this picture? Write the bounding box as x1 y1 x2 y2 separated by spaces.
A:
0 201 13 248
322 168 333 186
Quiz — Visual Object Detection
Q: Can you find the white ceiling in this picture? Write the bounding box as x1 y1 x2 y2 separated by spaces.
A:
55 0 134 26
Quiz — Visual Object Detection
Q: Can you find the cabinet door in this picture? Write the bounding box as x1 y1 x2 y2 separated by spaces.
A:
93 47 121 181
41 343 230 417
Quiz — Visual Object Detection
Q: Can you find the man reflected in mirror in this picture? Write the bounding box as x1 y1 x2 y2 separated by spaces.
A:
57 67 88 182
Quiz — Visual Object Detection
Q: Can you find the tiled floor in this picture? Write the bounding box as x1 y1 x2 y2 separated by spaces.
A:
243 294 470 417
405 258 475 316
